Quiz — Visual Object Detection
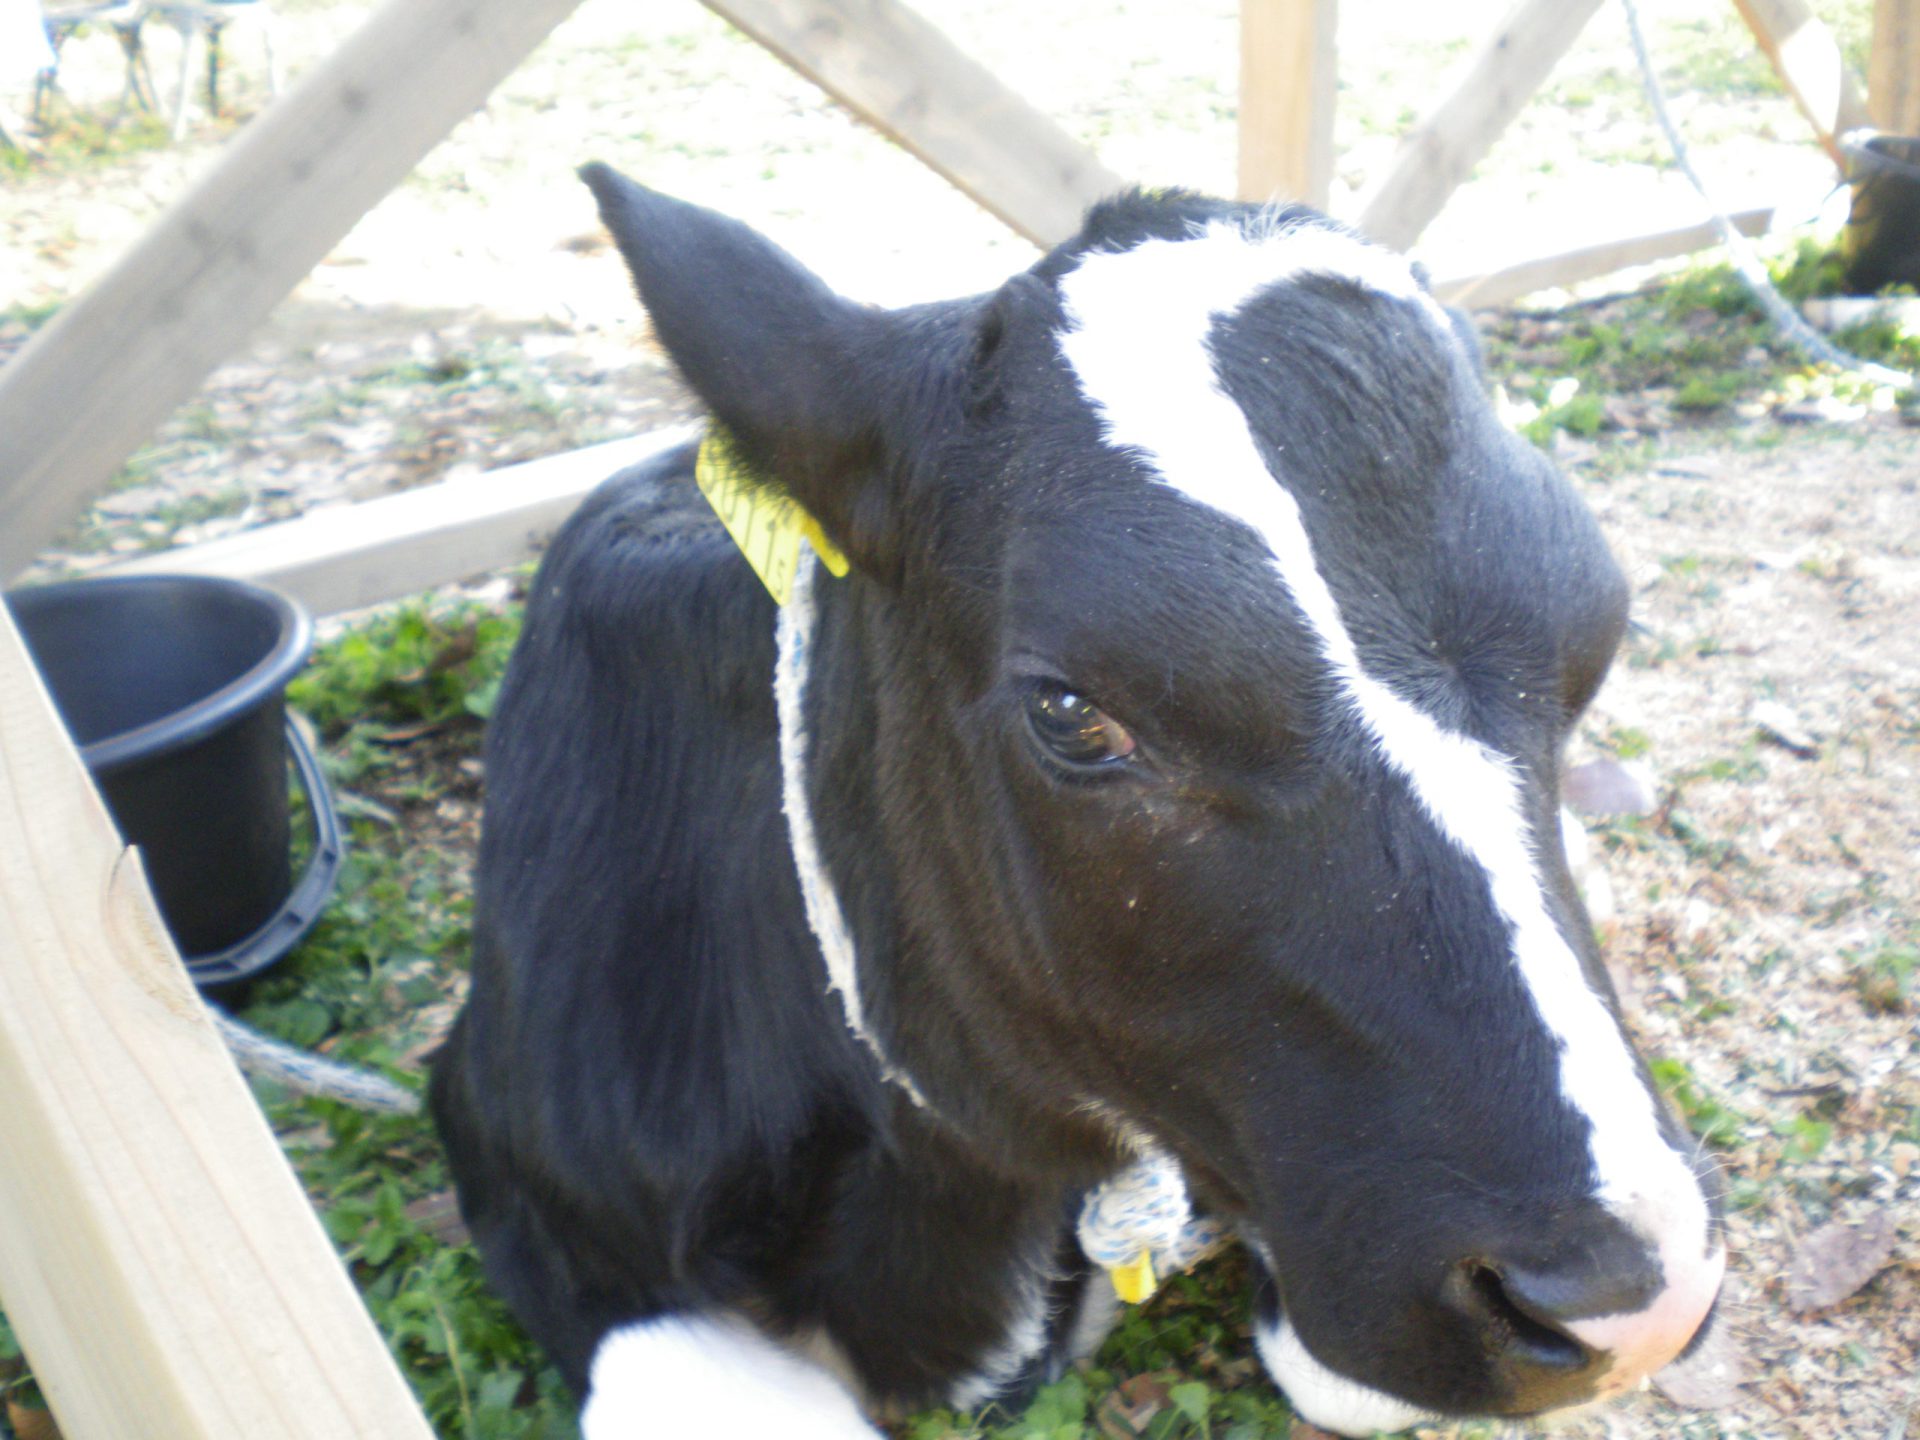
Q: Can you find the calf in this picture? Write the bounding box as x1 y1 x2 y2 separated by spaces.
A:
429 168 1724 1437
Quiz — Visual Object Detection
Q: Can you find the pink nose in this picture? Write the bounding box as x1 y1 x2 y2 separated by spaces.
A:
1567 1238 1726 1395
1449 1219 1725 1415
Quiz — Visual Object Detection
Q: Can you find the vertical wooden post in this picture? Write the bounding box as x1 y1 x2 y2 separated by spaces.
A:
1870 0 1920 133
0 605 437 1440
1238 0 1337 207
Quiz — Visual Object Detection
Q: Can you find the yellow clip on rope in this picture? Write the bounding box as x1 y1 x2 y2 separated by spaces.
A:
1108 1249 1159 1305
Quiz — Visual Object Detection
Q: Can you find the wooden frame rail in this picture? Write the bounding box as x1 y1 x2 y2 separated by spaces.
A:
103 427 697 616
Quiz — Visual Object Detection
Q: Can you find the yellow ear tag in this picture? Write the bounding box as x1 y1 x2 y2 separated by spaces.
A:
694 425 851 606
1109 1250 1158 1305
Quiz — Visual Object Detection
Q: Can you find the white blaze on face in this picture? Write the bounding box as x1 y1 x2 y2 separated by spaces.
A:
1053 215 1721 1405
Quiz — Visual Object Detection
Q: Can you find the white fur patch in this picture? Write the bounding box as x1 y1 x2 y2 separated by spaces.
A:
775 552 927 1104
583 1314 882 1440
946 1255 1056 1411
1054 217 1718 1390
1255 1316 1433 1437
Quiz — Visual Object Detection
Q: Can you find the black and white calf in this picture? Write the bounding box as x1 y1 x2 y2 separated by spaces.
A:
429 168 1725 1437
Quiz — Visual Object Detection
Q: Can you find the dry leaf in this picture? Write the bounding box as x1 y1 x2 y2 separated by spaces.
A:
1654 1318 1751 1409
1095 1372 1172 1438
1751 700 1820 758
1785 1208 1900 1314
1288 1422 1345 1440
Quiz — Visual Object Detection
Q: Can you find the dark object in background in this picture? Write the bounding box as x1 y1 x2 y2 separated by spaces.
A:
6 574 343 988
1841 131 1920 294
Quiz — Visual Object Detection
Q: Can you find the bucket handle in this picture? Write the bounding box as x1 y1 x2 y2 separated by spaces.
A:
186 714 346 988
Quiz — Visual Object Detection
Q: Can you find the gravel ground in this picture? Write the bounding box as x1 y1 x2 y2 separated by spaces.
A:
2 2 1914 1437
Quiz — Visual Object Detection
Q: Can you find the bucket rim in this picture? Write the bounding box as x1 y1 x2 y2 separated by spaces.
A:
1840 127 1920 177
8 573 314 774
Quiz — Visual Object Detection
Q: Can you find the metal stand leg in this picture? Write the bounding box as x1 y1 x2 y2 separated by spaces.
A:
170 14 202 139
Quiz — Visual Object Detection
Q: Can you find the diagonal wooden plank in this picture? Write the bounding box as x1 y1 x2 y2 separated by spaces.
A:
1238 0 1338 207
0 602 436 1440
699 0 1124 248
0 0 591 585
1356 0 1605 252
1732 0 1873 166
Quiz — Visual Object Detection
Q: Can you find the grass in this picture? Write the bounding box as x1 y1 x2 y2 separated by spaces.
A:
242 595 570 1440
0 107 172 181
1484 238 1919 458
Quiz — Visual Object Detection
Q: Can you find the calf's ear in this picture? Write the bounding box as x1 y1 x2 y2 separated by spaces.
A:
580 163 905 575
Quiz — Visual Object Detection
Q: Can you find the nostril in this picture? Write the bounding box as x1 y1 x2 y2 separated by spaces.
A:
1456 1261 1593 1373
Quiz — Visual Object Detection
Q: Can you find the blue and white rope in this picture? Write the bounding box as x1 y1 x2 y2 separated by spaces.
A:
1077 1148 1226 1299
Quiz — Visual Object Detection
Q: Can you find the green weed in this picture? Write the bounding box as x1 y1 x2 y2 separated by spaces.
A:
1650 1057 1746 1150
1852 944 1916 1014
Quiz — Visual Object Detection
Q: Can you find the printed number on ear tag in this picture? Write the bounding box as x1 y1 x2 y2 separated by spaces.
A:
694 426 850 606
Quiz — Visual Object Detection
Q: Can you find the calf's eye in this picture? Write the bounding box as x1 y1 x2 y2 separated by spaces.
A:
1025 683 1137 770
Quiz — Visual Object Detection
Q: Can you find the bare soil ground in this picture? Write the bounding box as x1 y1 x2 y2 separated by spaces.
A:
2 2 1914 1438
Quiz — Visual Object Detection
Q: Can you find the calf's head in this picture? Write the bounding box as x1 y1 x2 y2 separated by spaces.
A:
583 168 1723 1434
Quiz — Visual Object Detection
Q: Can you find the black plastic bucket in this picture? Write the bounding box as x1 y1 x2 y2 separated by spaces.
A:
1841 131 1920 294
6 574 343 988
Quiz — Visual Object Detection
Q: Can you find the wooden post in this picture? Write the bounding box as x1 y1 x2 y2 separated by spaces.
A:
1732 0 1874 166
1869 0 1920 133
1355 0 1603 251
699 0 1123 247
0 607 437 1440
1237 0 1337 207
0 0 591 585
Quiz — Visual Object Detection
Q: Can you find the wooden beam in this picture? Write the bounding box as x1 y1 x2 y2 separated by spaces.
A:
1732 0 1873 166
1356 0 1605 251
0 608 436 1440
1869 0 1920 134
104 428 698 618
0 0 592 585
1237 0 1338 207
1430 205 1777 308
698 0 1123 249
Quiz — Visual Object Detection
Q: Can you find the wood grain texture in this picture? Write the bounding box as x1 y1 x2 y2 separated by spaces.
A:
1869 0 1919 133
104 428 699 618
1237 0 1337 206
1733 0 1874 164
0 0 590 584
699 0 1123 247
1356 0 1603 251
0 606 435 1440
1430 205 1777 308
